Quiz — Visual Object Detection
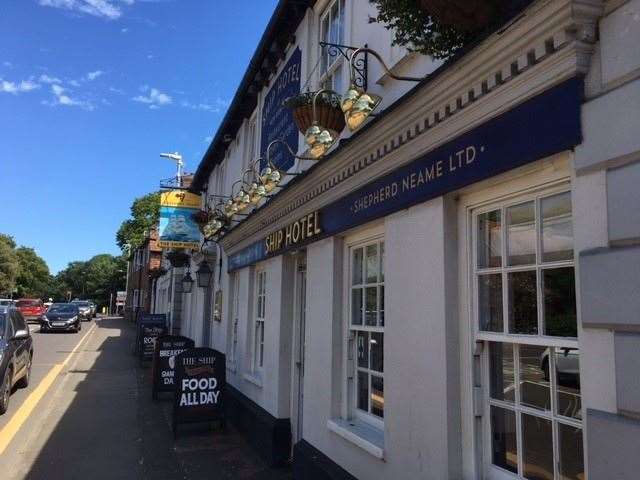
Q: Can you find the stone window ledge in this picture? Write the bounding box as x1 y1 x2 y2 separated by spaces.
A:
327 418 384 460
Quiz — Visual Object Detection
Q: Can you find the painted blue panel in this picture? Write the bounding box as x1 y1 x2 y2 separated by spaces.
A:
260 47 302 172
229 76 583 272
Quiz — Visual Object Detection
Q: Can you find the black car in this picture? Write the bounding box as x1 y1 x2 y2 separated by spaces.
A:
41 303 82 333
0 307 33 414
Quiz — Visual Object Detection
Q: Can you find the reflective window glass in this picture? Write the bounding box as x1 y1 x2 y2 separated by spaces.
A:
507 201 536 265
542 192 573 262
478 210 502 268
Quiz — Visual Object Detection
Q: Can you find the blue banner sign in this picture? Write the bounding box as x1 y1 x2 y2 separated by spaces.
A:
261 47 302 172
229 76 583 272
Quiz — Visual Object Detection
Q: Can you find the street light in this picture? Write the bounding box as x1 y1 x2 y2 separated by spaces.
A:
196 261 213 288
160 152 184 187
181 271 194 293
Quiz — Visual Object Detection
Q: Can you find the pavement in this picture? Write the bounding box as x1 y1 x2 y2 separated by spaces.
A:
1 316 292 480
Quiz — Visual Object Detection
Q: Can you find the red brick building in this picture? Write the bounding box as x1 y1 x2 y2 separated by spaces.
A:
124 229 163 321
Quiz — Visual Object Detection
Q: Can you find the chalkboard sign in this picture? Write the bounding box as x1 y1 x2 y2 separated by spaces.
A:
151 335 195 399
172 348 226 434
137 314 167 363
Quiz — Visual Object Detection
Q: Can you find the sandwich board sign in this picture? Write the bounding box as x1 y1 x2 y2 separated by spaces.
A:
172 348 226 435
152 335 195 399
137 313 167 363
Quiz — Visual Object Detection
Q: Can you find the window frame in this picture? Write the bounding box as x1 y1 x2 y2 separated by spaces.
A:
467 182 583 480
252 269 266 373
318 0 346 92
229 272 240 367
343 229 385 431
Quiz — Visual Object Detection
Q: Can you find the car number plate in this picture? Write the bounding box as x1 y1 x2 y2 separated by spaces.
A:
52 322 66 327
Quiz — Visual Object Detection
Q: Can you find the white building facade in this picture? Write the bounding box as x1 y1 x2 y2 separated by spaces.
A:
180 0 640 479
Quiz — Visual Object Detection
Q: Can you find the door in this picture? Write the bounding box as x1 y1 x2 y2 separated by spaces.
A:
10 312 27 377
293 256 307 444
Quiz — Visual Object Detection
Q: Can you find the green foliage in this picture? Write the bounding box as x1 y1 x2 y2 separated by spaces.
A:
0 234 19 297
15 247 52 298
55 254 126 307
372 0 476 59
116 192 161 255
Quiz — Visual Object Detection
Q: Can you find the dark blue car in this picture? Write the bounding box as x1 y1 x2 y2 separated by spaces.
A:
41 303 82 333
0 307 33 414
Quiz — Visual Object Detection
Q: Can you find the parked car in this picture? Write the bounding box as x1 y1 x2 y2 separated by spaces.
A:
70 300 92 321
0 307 33 414
15 298 46 323
41 303 82 333
0 299 15 308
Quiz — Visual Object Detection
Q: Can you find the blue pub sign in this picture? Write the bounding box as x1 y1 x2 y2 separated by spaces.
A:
260 47 302 172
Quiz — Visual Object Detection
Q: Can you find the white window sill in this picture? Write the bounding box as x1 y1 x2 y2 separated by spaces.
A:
243 372 263 388
327 418 385 460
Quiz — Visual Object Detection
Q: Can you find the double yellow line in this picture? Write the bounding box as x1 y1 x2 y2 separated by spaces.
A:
0 322 97 455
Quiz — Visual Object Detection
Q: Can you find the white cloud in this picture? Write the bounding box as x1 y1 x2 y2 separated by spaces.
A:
109 86 125 94
180 97 230 113
204 136 213 143
121 27 129 33
133 87 172 108
45 84 94 110
0 78 41 94
2 62 12 68
38 0 123 20
86 70 104 81
39 74 62 84
68 79 81 87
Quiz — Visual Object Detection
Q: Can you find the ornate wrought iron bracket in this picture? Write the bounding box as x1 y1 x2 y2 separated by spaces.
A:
319 41 368 90
159 176 189 190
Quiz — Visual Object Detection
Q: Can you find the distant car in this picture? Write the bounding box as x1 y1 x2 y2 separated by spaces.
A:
15 299 46 323
87 301 97 318
0 299 15 308
0 307 33 414
41 303 82 333
70 300 92 321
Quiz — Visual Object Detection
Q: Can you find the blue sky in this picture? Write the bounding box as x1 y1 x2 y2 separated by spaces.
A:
1 0 278 273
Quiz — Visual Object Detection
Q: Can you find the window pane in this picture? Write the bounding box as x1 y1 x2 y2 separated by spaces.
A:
371 375 384 418
489 342 515 403
490 406 518 474
558 423 584 480
478 274 503 332
365 244 378 283
555 348 581 420
542 192 573 262
519 345 551 412
357 332 368 368
352 248 363 285
379 242 385 282
477 210 502 268
507 201 536 265
522 413 554 480
543 267 577 337
365 287 377 326
357 371 368 412
370 332 383 373
508 270 538 334
379 285 385 327
351 288 363 325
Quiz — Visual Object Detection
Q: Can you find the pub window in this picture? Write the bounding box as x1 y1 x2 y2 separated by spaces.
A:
349 239 385 426
253 269 267 372
319 0 345 91
472 188 583 480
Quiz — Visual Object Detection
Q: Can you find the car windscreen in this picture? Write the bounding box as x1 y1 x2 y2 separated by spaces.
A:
16 300 41 307
73 302 90 307
0 300 12 306
48 305 78 314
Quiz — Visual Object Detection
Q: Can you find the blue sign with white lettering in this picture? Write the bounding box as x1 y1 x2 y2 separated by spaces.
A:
230 76 583 272
261 47 302 172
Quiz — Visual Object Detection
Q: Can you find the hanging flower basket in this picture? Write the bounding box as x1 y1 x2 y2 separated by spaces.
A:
284 91 345 135
192 209 212 234
166 249 190 268
418 0 503 31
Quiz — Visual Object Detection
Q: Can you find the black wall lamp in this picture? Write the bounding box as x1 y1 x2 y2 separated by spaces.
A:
196 261 213 289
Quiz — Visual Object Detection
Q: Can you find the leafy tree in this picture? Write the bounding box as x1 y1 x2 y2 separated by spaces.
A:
116 192 161 255
0 234 19 297
15 247 53 298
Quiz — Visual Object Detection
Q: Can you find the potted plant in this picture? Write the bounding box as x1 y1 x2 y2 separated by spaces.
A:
166 249 190 267
284 91 345 136
192 209 211 230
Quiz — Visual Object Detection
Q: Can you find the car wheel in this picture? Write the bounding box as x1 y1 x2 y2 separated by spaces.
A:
0 368 12 414
78 321 82 332
17 356 31 389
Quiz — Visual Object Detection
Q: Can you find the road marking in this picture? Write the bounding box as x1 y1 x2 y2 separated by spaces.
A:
0 322 97 455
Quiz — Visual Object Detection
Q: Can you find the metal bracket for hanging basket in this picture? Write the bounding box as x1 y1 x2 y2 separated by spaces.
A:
319 41 368 90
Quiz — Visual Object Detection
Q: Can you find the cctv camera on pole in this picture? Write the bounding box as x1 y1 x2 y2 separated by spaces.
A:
160 152 184 187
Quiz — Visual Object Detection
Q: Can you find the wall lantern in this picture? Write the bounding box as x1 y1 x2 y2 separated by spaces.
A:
196 261 213 289
181 270 194 293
